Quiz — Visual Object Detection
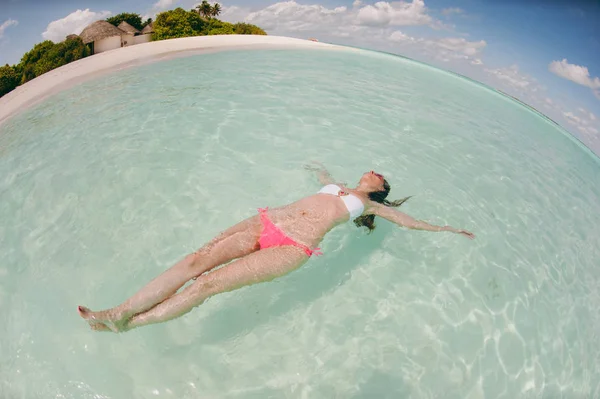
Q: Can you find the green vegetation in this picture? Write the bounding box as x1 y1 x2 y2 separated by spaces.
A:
0 2 265 98
106 13 152 31
231 23 267 35
0 65 20 97
152 8 206 40
0 36 90 97
19 38 91 83
205 19 235 35
152 7 266 40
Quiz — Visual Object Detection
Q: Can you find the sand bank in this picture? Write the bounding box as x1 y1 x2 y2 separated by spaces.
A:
0 35 351 127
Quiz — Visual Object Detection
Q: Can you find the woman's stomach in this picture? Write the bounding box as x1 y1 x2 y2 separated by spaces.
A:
268 195 350 247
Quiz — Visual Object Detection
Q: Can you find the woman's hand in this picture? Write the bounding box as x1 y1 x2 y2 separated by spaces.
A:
444 226 475 239
304 161 339 185
303 164 321 172
303 160 326 172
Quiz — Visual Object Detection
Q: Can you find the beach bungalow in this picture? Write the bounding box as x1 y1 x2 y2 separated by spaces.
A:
79 21 128 54
115 21 152 46
135 22 153 45
141 22 154 36
78 20 154 55
117 21 139 47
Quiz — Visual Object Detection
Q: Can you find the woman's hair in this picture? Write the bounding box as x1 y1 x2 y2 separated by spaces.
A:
354 179 411 233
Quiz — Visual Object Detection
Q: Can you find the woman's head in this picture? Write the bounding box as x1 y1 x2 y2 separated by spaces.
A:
358 170 386 193
354 171 411 233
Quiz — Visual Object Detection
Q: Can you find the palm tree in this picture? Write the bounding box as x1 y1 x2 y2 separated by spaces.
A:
211 3 222 18
196 1 213 18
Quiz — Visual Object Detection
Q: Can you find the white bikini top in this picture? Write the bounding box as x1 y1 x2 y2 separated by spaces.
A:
318 184 365 219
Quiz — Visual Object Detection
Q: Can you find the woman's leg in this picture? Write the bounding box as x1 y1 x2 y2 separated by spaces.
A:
122 246 309 331
78 215 263 330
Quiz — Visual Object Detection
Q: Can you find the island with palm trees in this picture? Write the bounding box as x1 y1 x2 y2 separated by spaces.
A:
0 2 265 98
153 2 266 40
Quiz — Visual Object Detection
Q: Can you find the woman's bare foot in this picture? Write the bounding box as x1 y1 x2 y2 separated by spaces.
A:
78 306 124 333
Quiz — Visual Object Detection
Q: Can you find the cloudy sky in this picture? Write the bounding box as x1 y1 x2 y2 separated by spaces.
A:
1 0 599 154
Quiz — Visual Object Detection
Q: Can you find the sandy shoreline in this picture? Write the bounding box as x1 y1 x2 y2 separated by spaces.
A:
0 35 351 127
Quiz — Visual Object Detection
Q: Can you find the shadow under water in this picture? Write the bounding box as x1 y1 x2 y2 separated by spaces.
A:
184 225 388 346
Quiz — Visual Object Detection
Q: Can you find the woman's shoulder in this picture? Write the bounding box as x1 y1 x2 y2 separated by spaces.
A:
361 198 383 215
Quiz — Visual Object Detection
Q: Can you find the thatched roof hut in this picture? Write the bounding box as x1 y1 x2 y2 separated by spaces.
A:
65 34 79 41
79 20 125 44
118 21 140 34
141 22 154 34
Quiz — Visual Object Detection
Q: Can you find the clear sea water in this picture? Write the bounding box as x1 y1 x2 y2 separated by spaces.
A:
1 48 599 399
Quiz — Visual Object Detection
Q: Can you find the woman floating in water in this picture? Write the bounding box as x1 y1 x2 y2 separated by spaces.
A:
78 164 475 332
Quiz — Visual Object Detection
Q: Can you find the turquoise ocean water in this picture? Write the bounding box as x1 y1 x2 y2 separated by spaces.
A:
1 49 599 398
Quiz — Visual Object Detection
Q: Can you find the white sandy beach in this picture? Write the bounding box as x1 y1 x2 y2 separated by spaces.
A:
0 35 351 126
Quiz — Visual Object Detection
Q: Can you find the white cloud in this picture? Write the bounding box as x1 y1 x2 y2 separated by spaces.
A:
236 0 442 34
484 64 539 91
244 1 348 32
227 1 479 67
563 110 599 136
549 59 600 100
576 107 597 124
564 111 581 124
389 30 415 42
356 0 433 27
42 9 111 42
0 19 18 40
434 37 485 57
331 24 371 38
218 2 527 95
220 5 250 23
388 31 485 63
442 7 463 16
426 38 486 64
541 96 565 113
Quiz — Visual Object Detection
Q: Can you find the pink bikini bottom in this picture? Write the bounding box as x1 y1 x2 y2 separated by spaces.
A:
257 208 322 257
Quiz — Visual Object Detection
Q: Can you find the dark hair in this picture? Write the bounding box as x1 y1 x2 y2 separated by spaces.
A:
353 179 411 233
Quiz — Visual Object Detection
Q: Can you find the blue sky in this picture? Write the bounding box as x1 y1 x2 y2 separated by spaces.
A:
1 0 599 153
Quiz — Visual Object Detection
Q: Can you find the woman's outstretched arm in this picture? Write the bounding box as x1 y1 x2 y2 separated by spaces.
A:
371 205 475 239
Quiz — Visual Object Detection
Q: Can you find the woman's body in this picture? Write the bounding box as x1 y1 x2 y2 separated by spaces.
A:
79 165 474 332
